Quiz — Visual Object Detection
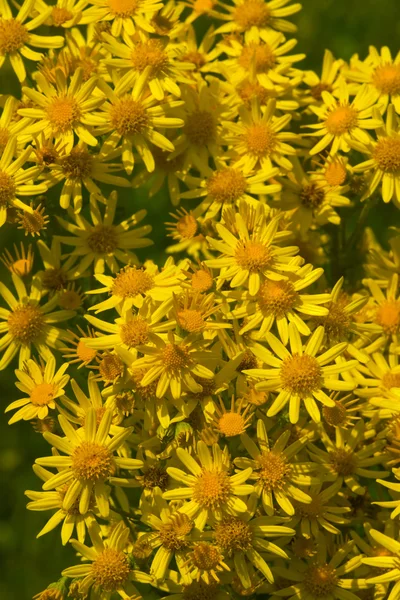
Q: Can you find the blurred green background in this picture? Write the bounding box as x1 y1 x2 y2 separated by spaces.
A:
1 0 400 598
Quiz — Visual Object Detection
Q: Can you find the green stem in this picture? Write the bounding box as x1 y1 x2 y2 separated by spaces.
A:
347 196 378 251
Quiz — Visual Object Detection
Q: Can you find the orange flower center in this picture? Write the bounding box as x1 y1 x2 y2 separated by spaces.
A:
0 19 29 54
234 0 271 29
110 97 149 136
8 304 45 344
372 63 400 95
206 168 247 204
373 136 400 173
325 104 358 135
280 353 322 395
244 122 277 158
91 548 130 592
193 469 231 509
30 382 56 406
235 240 273 272
375 300 400 334
239 43 276 73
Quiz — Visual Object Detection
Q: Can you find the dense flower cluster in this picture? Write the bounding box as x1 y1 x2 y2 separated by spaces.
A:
1 0 400 599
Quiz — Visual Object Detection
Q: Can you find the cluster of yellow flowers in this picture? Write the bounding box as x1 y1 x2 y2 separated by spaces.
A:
1 0 400 598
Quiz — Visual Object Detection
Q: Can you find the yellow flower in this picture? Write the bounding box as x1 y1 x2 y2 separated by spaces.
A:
273 537 367 600
19 68 105 151
42 141 131 211
365 274 400 345
301 49 343 106
25 462 96 545
307 79 381 155
0 273 75 369
41 0 89 29
102 32 194 100
343 46 400 115
80 0 163 37
213 0 302 38
351 105 400 205
224 98 299 172
278 156 350 232
56 191 153 277
35 408 143 518
88 257 186 313
218 29 305 90
308 420 389 496
205 211 300 295
0 136 47 226
232 262 329 345
129 330 215 400
37 239 78 295
234 418 317 515
163 440 254 524
95 68 183 173
0 0 64 82
5 355 69 423
180 163 281 219
62 521 151 596
245 323 357 423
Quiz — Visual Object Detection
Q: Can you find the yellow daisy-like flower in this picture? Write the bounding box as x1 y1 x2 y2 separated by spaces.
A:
0 273 75 370
84 298 174 352
19 68 105 151
287 479 351 537
25 463 97 545
5 355 69 423
213 0 302 38
273 537 366 600
0 0 64 82
362 528 400 586
245 323 357 423
56 191 153 277
308 420 389 496
352 350 400 399
39 0 88 29
35 408 143 518
344 46 400 115
219 29 305 91
307 79 381 155
224 98 299 172
42 141 130 211
351 105 400 205
203 513 294 587
130 331 216 400
36 239 77 295
0 136 47 226
163 440 254 525
80 0 163 37
180 163 281 219
102 32 193 100
278 157 350 232
95 68 183 174
88 257 186 313
234 419 317 516
0 96 33 151
232 263 330 345
205 211 300 295
62 521 151 597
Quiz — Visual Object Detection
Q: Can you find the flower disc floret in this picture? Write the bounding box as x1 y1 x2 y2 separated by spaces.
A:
0 171 16 207
30 383 56 407
329 448 356 476
375 300 400 334
120 317 149 347
214 517 253 553
239 43 276 73
373 137 400 173
71 441 114 482
87 226 118 254
107 0 139 16
258 280 298 316
244 123 277 157
303 564 338 597
131 40 169 74
218 412 247 437
325 105 358 135
8 305 45 344
61 149 93 178
112 267 154 298
206 168 247 204
257 451 292 490
0 19 29 54
372 64 400 95
46 97 81 134
191 542 224 571
162 343 191 371
280 354 323 395
192 469 231 509
235 240 273 272
91 548 130 592
234 0 271 29
158 513 193 550
110 97 149 136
